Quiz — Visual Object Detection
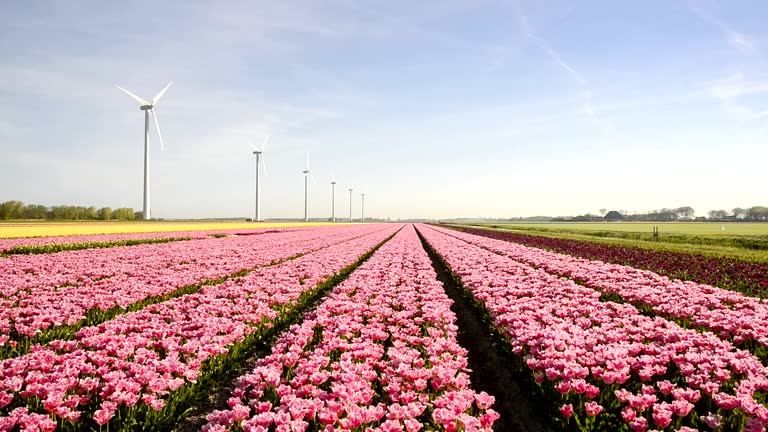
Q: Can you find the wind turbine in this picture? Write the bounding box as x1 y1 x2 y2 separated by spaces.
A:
330 174 337 222
348 185 354 222
248 136 269 222
115 81 173 220
360 192 365 222
302 153 317 222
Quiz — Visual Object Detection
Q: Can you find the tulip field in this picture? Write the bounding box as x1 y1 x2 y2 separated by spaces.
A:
204 226 498 432
419 224 768 432
450 226 768 296
2 223 768 431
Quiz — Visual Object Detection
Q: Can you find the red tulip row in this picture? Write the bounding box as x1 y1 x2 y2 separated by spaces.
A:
0 225 401 431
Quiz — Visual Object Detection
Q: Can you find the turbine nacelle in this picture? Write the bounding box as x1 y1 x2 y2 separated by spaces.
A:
249 136 268 156
116 82 172 151
303 153 316 183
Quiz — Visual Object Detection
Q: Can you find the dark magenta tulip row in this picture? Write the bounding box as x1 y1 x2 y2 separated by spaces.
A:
449 226 768 297
204 225 497 432
0 225 401 430
433 226 768 361
418 225 768 432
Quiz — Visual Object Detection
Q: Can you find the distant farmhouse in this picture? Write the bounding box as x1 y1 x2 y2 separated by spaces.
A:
604 210 624 222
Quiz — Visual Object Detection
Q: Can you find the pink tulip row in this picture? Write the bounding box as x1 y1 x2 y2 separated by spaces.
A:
0 225 388 349
0 224 401 430
204 225 498 432
418 224 768 432
0 231 198 254
0 228 303 253
432 225 768 358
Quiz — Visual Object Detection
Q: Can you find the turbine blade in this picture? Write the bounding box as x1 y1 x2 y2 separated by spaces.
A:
310 171 317 184
152 81 173 105
151 109 165 150
115 85 150 106
261 155 268 177
248 140 258 150
261 135 269 152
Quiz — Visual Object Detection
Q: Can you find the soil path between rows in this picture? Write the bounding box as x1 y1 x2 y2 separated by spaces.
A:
419 228 543 432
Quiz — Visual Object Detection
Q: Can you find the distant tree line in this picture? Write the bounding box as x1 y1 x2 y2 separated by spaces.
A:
0 200 139 221
555 206 768 222
705 207 768 222
622 206 696 222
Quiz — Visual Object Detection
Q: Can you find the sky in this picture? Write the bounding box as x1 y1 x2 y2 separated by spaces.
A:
1 0 768 220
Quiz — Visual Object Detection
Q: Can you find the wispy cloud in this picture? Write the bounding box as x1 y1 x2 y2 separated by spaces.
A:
510 0 620 139
710 72 768 99
524 32 588 86
709 72 768 122
688 0 754 52
686 1 768 123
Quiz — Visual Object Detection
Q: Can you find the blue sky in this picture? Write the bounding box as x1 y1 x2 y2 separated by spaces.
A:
2 0 768 219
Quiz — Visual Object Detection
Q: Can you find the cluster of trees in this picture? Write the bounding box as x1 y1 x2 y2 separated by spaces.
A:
616 206 768 222
0 201 139 221
554 207 698 222
706 207 768 222
554 206 768 223
621 207 696 222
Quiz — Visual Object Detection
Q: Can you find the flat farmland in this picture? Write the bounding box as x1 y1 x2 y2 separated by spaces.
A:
456 222 768 263
0 221 341 239
470 222 768 236
3 223 768 430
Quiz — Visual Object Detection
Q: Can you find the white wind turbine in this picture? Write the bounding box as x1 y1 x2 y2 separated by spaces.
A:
347 185 354 222
302 153 317 222
115 81 173 220
360 192 365 222
330 173 337 222
248 136 269 222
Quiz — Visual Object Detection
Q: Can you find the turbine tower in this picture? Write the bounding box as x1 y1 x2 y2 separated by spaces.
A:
115 81 173 220
330 174 337 222
348 185 354 222
248 136 269 222
302 153 316 222
360 193 365 222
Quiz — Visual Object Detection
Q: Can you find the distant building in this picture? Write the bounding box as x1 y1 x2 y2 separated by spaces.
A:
604 211 624 221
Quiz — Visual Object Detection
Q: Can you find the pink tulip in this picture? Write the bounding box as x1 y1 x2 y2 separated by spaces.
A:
584 402 603 416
